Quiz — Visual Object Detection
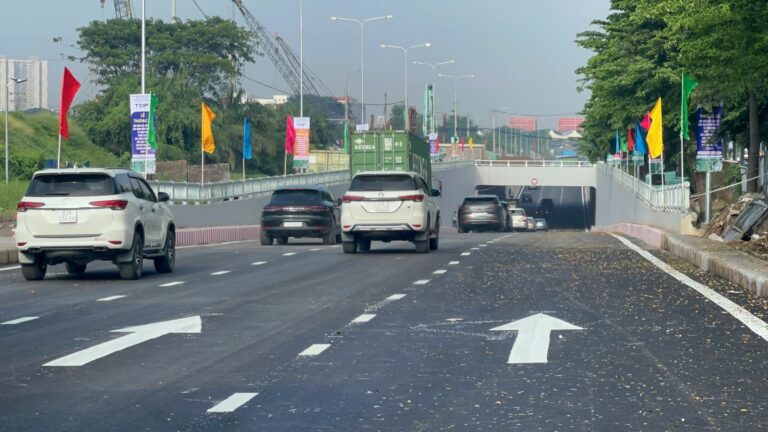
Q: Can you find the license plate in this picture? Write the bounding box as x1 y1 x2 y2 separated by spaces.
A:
374 202 388 212
284 221 302 228
59 210 77 224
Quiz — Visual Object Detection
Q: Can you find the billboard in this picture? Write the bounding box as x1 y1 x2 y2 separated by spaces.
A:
292 117 311 169
509 116 537 131
129 94 156 174
557 117 584 131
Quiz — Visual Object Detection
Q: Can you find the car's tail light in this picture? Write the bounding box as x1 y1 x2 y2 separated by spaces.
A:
306 206 328 212
342 195 365 203
16 201 45 212
262 205 283 212
399 194 425 202
89 200 128 210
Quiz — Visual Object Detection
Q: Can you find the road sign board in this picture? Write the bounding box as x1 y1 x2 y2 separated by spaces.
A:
531 178 539 187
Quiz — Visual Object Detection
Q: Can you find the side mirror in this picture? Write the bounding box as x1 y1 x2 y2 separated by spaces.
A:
335 198 343 206
158 192 170 202
431 188 441 197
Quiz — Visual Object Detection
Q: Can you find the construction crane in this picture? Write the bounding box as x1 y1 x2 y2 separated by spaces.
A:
101 0 133 19
274 33 323 97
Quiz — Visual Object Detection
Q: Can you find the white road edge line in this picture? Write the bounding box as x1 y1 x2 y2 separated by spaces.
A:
433 269 447 275
351 314 376 324
387 294 407 300
298 343 331 357
448 261 460 265
611 233 768 342
97 295 126 302
207 392 259 413
210 271 231 276
251 261 267 266
1 316 39 325
0 265 21 272
413 279 430 285
160 281 184 287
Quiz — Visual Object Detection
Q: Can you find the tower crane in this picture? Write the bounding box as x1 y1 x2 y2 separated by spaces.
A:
101 0 134 19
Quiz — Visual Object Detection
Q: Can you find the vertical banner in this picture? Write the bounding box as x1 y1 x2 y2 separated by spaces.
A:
428 133 438 156
292 116 311 169
696 107 724 172
130 94 156 174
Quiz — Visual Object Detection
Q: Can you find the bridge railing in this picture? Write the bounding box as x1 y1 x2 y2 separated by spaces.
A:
597 163 690 213
475 160 594 168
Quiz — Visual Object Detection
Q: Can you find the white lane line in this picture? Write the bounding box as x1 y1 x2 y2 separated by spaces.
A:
0 265 21 272
433 269 447 275
251 261 267 266
351 314 376 324
461 252 471 256
611 234 768 343
471 247 480 250
1 316 39 325
160 281 185 287
480 244 488 247
210 271 231 276
298 343 331 357
207 392 259 413
309 248 322 251
413 279 430 285
97 295 126 302
448 261 460 265
387 294 407 300
283 252 297 256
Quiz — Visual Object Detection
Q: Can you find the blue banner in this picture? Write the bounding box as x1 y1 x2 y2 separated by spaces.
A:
696 107 723 172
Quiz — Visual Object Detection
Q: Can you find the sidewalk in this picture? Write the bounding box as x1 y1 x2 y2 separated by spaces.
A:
595 223 768 298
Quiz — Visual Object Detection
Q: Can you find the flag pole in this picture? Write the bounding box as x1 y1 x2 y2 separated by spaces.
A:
283 150 288 177
201 146 204 201
242 156 245 182
57 134 62 169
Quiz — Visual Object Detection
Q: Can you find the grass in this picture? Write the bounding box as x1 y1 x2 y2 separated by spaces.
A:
0 180 29 218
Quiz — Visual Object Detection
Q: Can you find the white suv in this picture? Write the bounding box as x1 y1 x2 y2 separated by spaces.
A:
340 171 440 253
15 168 176 281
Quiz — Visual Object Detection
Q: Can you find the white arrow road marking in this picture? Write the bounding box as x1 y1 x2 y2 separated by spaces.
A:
448 261 460 265
97 295 126 302
351 314 376 324
43 316 202 367
298 344 330 357
386 294 406 300
251 261 267 266
491 313 583 364
433 269 447 275
413 280 430 285
0 265 21 272
211 271 230 276
207 392 258 413
461 252 471 256
160 281 184 287
2 316 39 325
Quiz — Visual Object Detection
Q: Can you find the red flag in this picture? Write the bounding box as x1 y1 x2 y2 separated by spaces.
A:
627 127 635 152
460 136 465 151
285 114 296 155
640 112 652 131
435 134 440 149
59 67 81 140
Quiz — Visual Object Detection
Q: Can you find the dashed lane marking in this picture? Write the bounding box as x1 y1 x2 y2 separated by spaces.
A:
387 294 407 300
211 271 231 276
433 269 447 275
471 247 480 250
351 314 376 324
0 265 21 272
251 261 267 266
1 316 39 325
480 244 488 247
461 252 471 256
160 281 184 287
207 393 259 413
97 295 126 302
298 344 331 357
612 234 768 343
283 252 297 256
413 279 430 285
309 248 322 251
448 261 460 265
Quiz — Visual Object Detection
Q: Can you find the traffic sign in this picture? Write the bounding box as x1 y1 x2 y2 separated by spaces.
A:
531 178 539 187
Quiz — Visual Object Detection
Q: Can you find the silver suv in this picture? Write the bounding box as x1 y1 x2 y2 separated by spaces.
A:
340 171 440 253
15 168 176 280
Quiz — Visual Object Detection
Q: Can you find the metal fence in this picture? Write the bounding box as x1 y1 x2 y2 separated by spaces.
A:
597 163 690 213
474 160 594 168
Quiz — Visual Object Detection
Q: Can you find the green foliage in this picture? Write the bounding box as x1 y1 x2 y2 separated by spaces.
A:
0 180 29 216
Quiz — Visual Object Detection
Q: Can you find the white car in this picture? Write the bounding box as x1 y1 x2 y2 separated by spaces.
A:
340 171 440 253
509 207 528 231
15 168 176 281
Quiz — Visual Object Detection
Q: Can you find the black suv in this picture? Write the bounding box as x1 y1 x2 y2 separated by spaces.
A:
536 198 555 217
260 186 341 245
457 195 509 233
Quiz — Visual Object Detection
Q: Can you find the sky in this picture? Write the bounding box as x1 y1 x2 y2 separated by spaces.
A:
0 0 611 129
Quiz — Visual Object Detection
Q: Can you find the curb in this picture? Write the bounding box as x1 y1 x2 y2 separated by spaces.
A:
595 223 768 298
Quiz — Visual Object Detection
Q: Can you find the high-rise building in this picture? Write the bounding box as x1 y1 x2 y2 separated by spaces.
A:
0 57 49 111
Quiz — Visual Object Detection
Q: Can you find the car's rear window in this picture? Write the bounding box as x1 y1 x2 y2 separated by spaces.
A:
270 189 323 205
25 174 117 197
349 175 417 191
511 209 526 216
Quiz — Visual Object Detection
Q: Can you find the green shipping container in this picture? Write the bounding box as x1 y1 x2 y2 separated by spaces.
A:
349 131 433 188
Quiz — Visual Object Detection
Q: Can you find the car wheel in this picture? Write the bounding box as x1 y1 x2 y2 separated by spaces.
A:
65 262 87 274
118 232 144 280
335 232 342 244
21 258 47 281
429 229 439 251
275 237 288 245
322 230 334 245
358 239 371 251
342 241 357 254
154 230 176 274
260 230 273 246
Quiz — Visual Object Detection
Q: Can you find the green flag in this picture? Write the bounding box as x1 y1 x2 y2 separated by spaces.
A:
681 73 698 140
343 121 350 154
147 93 159 150
620 133 628 153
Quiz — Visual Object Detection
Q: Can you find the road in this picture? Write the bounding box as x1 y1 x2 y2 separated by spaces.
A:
1 198 767 430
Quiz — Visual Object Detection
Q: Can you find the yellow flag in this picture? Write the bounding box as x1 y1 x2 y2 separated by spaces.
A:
646 97 663 158
201 102 216 154
469 137 475 150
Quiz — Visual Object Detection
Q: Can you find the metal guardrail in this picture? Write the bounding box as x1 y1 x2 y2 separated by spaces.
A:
474 160 594 168
148 161 473 203
597 163 690 213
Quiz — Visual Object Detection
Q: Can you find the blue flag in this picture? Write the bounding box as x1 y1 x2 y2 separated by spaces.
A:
243 118 252 160
615 130 620 154
634 122 648 155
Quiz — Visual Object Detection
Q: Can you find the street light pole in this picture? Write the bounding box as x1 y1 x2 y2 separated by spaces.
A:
4 72 27 184
438 73 474 139
331 15 393 125
412 60 454 134
380 43 431 131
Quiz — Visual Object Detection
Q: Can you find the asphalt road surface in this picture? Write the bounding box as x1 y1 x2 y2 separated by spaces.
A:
1 217 767 430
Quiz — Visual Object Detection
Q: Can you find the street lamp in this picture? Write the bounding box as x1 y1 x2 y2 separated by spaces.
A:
330 14 393 125
491 107 509 156
4 74 27 184
412 59 454 133
438 73 475 138
380 42 431 131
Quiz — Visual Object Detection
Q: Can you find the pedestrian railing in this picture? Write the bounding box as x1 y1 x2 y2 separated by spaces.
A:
597 163 690 213
474 159 594 168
